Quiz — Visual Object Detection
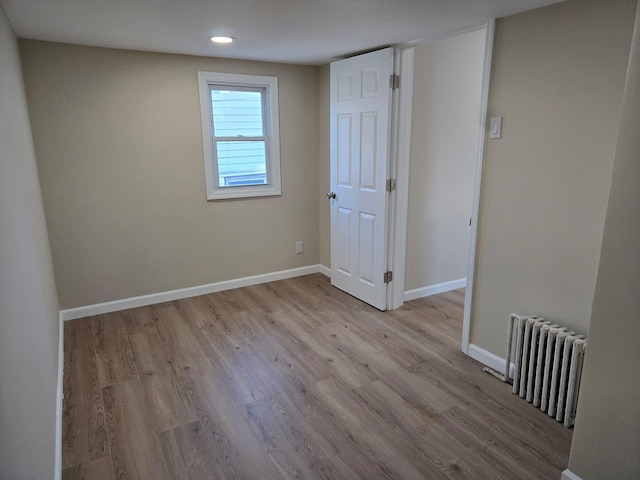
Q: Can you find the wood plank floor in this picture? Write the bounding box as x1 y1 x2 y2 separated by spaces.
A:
62 274 572 479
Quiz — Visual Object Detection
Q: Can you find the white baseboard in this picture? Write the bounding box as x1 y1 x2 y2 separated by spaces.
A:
318 264 331 277
60 264 325 321
404 278 466 302
561 469 582 480
467 343 515 378
55 312 64 480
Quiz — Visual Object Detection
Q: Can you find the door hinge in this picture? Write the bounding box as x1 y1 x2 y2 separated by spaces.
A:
384 271 393 283
386 178 396 192
389 74 400 90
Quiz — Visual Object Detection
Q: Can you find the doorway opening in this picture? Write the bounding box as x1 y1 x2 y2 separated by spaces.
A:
327 22 494 355
396 24 494 354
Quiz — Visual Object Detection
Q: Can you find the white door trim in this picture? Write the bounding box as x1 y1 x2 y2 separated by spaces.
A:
388 47 414 310
462 19 495 354
390 21 494 316
400 21 491 49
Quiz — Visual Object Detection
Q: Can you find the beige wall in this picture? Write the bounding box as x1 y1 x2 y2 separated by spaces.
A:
405 29 486 291
20 41 320 309
568 3 640 478
318 64 331 268
0 7 60 478
470 0 636 356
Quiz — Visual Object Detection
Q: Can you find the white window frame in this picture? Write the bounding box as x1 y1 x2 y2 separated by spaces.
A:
198 71 281 200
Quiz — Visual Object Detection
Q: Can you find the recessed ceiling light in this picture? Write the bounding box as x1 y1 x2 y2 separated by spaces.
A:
210 36 234 44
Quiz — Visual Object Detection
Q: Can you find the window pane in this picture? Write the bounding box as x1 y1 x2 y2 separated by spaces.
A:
211 89 264 137
216 140 267 187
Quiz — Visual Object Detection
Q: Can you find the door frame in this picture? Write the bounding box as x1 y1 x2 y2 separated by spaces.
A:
461 20 495 354
387 47 414 309
388 20 496 353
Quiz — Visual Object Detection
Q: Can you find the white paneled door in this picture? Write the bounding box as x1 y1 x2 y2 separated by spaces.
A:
329 48 394 311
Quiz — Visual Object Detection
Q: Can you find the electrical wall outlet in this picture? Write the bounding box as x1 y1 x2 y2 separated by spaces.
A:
296 241 304 254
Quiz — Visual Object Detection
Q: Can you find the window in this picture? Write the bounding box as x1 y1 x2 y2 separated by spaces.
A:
198 72 281 199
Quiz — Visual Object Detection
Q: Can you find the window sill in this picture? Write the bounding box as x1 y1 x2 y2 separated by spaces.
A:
206 184 282 201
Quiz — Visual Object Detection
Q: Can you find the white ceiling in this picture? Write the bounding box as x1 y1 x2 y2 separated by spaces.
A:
1 0 564 65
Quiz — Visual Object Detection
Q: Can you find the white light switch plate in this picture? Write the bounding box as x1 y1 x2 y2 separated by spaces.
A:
490 117 502 139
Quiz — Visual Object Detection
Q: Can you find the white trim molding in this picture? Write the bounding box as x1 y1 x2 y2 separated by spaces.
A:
561 469 583 480
468 343 515 379
55 312 64 480
388 46 414 310
400 21 492 48
468 343 507 375
197 71 281 200
318 264 331 277
462 19 495 355
60 265 325 321
404 278 467 302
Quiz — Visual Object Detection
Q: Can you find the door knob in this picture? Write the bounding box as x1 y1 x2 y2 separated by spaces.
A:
326 192 336 199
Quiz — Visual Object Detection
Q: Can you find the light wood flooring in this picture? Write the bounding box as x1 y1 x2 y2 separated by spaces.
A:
62 273 572 479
